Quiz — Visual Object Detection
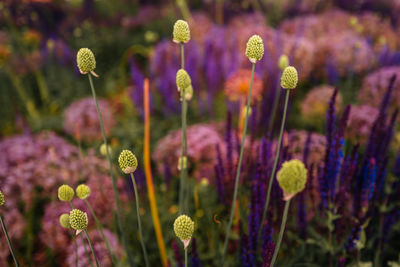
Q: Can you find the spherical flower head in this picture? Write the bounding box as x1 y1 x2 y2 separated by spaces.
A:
0 190 4 206
174 214 194 248
58 184 75 202
245 35 264 63
173 20 190 43
76 184 91 200
277 159 308 201
76 48 96 74
100 143 112 157
177 156 187 171
176 69 192 92
118 150 138 174
69 209 88 231
278 54 289 71
59 213 71 229
281 66 298 89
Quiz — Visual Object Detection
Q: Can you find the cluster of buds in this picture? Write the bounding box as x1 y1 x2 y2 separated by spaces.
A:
276 159 308 201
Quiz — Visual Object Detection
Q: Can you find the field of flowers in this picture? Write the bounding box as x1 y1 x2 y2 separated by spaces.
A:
1 0 400 266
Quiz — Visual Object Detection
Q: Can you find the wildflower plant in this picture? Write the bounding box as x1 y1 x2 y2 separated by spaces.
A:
0 190 19 267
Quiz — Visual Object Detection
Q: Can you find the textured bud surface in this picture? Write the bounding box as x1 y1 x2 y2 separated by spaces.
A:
176 69 192 91
277 159 307 198
69 209 88 230
281 66 298 89
118 150 138 174
278 55 289 71
245 35 264 63
77 48 96 73
174 214 194 241
0 190 4 206
58 185 75 202
59 214 70 228
173 20 190 43
76 184 91 200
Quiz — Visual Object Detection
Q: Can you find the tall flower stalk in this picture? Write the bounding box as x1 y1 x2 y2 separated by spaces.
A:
222 35 264 266
0 190 19 267
174 214 195 267
119 150 150 267
76 48 133 266
258 66 299 248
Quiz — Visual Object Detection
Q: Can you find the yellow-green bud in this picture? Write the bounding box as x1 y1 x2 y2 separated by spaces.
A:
118 150 138 174
178 156 187 171
245 35 264 63
278 54 289 71
69 209 88 231
76 184 91 200
276 159 308 201
174 214 194 248
173 20 190 43
280 66 298 89
176 69 192 92
0 190 4 206
59 213 71 228
100 143 112 157
77 48 96 74
58 185 75 202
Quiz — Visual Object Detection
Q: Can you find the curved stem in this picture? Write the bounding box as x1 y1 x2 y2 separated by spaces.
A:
130 173 150 267
84 229 100 267
88 73 134 266
85 199 115 265
221 63 256 266
258 89 290 249
270 199 291 266
0 214 19 267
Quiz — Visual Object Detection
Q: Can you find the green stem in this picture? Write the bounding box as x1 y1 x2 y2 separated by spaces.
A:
84 199 115 265
185 247 188 267
130 173 150 267
88 73 134 266
270 199 291 266
82 234 94 267
181 42 185 69
0 214 19 267
258 89 290 249
69 229 79 267
221 63 256 266
84 229 100 267
267 75 282 134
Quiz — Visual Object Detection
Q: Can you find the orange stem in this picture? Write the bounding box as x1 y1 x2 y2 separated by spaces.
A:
143 78 168 267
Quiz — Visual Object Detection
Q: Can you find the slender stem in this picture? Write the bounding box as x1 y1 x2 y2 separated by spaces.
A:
69 229 79 267
185 248 188 267
221 63 256 265
85 199 115 265
267 75 282 134
270 199 291 266
258 89 290 249
181 42 185 69
0 214 19 267
84 229 100 267
130 173 150 267
88 73 134 266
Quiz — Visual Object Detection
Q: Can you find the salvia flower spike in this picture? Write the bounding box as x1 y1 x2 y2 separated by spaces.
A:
76 48 98 77
281 66 298 89
76 184 91 200
58 185 75 202
118 149 138 174
174 214 195 249
277 159 308 201
245 35 264 63
173 20 191 43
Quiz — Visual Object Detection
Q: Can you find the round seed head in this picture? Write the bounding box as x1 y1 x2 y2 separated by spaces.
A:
245 35 264 63
76 184 91 200
118 150 138 174
278 54 289 71
174 214 194 242
0 190 4 206
76 48 96 73
69 209 88 230
176 69 192 92
276 159 308 200
59 213 70 228
280 66 298 89
58 184 75 202
173 20 191 43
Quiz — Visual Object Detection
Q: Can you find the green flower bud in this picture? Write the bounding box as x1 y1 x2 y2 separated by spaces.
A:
280 66 298 89
69 209 88 231
276 159 307 201
278 54 289 71
76 48 96 74
59 213 71 228
76 184 91 200
245 35 264 63
58 185 75 202
173 20 191 43
0 190 4 206
176 69 192 92
100 143 112 157
178 156 187 171
184 85 193 101
174 214 194 248
118 150 138 174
